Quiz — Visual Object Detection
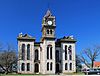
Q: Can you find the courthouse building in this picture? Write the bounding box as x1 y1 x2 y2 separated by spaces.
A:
17 10 76 74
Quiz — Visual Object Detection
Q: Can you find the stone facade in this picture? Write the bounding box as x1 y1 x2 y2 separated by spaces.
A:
17 10 76 74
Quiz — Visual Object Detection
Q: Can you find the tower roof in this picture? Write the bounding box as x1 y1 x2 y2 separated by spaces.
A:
44 9 52 18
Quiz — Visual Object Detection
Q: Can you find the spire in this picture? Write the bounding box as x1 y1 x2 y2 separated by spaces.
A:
44 9 52 18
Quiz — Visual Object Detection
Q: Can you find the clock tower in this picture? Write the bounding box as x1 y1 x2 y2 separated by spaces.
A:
41 9 56 41
40 10 56 74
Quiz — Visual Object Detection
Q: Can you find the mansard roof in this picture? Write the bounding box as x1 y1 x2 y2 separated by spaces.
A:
56 36 76 43
17 33 35 41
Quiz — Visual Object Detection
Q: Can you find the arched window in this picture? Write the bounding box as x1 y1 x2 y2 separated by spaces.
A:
47 30 49 34
47 45 52 59
27 44 30 60
69 55 72 60
69 63 72 70
35 63 39 73
65 63 68 70
68 45 72 60
35 49 38 60
68 45 72 54
47 46 49 59
65 45 67 60
56 50 59 61
27 63 30 71
47 62 49 71
21 63 25 71
22 44 25 60
50 30 52 34
50 47 52 59
50 62 52 70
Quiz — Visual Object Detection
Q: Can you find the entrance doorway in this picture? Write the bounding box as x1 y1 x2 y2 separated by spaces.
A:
56 63 60 73
34 63 39 73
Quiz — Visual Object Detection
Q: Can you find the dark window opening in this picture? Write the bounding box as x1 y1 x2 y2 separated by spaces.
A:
70 63 72 70
22 44 25 60
69 55 72 60
35 63 39 73
68 45 72 55
50 47 52 59
47 30 49 34
27 63 30 71
35 49 39 60
65 63 68 70
65 45 67 60
50 62 52 70
47 62 49 71
27 44 30 60
21 63 25 71
47 47 49 59
50 30 52 34
56 50 59 61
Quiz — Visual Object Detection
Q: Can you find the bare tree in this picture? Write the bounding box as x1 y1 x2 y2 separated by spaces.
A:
79 46 100 68
0 43 17 74
76 54 82 72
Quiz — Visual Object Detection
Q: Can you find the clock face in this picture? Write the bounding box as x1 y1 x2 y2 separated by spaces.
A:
47 21 52 25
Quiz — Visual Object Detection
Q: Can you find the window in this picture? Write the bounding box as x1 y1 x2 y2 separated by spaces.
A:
47 30 49 34
35 49 38 60
50 62 52 70
65 63 68 70
56 50 59 61
68 45 72 60
68 45 72 54
47 62 49 71
50 30 52 34
65 45 67 60
27 63 30 71
35 63 39 73
27 44 30 60
47 45 52 59
50 47 52 59
69 55 72 60
47 46 49 59
22 44 25 60
21 63 25 71
70 63 72 70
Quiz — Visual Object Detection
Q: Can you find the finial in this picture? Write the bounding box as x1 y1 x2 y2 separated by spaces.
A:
70 35 74 39
44 0 52 18
19 32 23 37
47 0 50 10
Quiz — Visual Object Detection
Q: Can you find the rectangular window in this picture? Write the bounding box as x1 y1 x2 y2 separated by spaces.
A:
22 44 25 60
65 45 67 60
50 47 52 59
56 50 59 62
65 63 68 70
27 63 30 71
27 44 30 60
47 63 49 71
50 62 52 70
47 47 49 59
21 63 25 71
69 55 72 60
70 63 72 70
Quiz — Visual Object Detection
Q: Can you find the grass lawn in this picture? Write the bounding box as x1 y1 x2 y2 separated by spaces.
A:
0 74 40 76
0 72 85 76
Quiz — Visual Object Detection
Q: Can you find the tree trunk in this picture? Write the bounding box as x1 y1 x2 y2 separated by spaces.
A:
91 60 94 68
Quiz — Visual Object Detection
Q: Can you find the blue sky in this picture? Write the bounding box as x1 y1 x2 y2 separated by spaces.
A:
0 0 100 61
